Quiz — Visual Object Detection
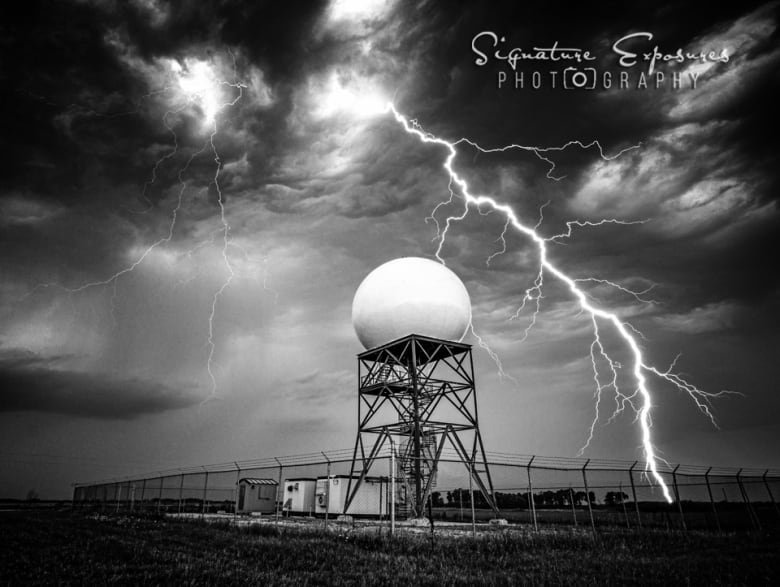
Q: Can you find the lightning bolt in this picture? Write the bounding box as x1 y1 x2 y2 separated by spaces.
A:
387 104 736 503
24 53 248 403
25 130 206 309
203 84 242 402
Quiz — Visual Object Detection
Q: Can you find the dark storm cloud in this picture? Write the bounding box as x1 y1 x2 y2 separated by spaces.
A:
391 1 775 133
2 0 776 343
0 350 197 419
382 1 780 317
1 0 779 499
1 1 141 194
218 0 332 81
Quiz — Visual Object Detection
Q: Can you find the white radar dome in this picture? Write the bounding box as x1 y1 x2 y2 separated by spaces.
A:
352 257 472 350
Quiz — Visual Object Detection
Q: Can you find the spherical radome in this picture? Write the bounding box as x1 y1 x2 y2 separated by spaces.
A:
352 257 472 350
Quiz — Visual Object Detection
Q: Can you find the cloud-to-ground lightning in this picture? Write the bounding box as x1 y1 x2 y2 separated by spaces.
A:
203 82 242 402
24 54 249 402
387 104 735 502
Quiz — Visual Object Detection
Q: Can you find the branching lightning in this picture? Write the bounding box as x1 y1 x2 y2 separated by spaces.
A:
203 83 243 401
20 47 738 501
25 54 249 403
387 104 736 502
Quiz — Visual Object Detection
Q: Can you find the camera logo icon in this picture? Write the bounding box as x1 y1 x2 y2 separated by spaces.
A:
562 67 597 89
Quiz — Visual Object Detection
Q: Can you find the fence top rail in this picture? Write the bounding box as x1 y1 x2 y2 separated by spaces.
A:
72 446 780 487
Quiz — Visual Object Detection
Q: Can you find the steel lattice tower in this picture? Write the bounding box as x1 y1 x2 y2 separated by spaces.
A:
344 334 498 518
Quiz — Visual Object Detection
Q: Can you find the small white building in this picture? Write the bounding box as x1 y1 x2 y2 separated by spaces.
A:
282 478 317 515
315 475 388 517
237 478 278 514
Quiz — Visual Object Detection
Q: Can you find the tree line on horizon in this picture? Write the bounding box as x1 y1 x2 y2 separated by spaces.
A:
431 489 630 509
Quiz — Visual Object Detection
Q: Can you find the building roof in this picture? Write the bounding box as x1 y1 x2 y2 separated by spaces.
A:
239 478 278 485
319 475 388 481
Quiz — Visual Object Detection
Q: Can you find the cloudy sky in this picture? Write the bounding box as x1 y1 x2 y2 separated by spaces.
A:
1 0 778 498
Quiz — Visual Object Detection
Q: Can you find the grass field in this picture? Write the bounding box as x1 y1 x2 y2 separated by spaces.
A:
1 510 778 585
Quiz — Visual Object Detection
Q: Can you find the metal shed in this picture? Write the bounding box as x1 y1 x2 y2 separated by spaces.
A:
237 478 278 514
282 478 317 516
315 475 388 517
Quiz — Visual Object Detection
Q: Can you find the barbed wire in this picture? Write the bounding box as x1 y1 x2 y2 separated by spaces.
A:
73 447 780 487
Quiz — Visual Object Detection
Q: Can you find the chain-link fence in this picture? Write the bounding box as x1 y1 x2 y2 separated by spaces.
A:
72 448 780 535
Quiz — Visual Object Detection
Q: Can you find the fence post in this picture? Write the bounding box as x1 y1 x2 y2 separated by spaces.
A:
234 462 241 517
115 482 122 513
736 469 761 531
672 465 687 532
582 459 595 533
428 492 437 545
157 475 164 514
202 467 209 517
389 437 395 536
567 486 577 526
275 457 283 527
526 456 537 531
704 467 721 533
71 485 78 511
140 478 147 513
278 462 284 521
323 455 331 530
468 460 476 538
763 470 780 521
177 472 184 514
620 482 630 528
628 461 641 528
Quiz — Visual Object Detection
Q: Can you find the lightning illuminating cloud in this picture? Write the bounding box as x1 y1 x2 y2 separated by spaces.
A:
387 104 735 503
26 55 248 402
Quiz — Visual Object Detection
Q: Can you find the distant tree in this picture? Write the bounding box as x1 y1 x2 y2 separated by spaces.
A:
494 491 528 509
604 491 629 506
431 491 444 507
531 489 578 508
26 489 39 501
538 490 556 507
448 489 471 507
446 488 493 508
554 489 570 507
